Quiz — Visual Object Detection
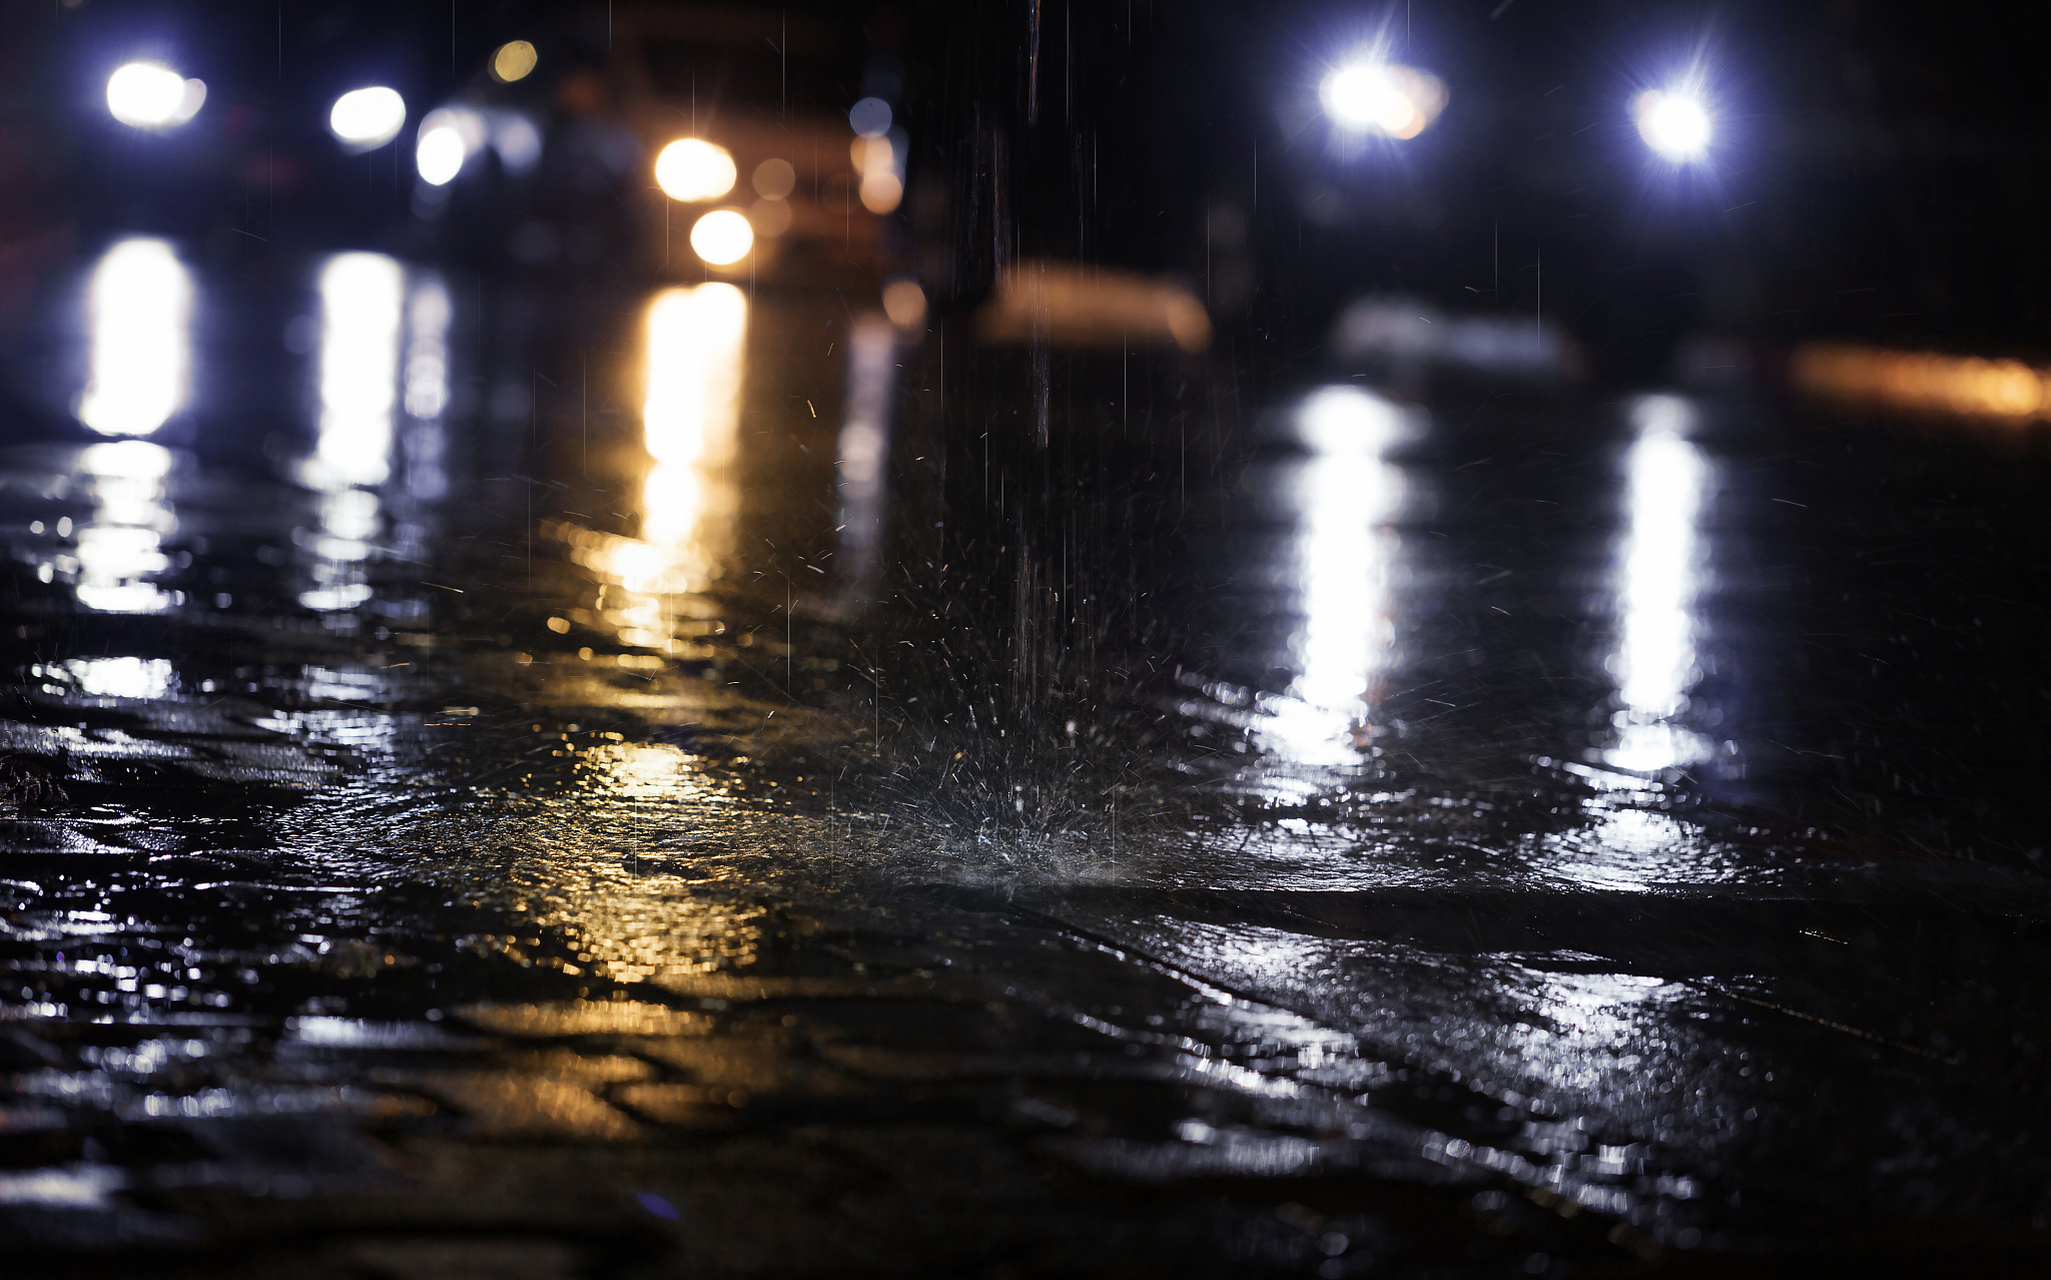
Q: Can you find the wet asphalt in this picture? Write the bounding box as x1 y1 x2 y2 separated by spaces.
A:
2 245 2050 1277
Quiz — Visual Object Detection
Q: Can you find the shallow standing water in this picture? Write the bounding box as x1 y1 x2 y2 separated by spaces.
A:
3 241 2050 1276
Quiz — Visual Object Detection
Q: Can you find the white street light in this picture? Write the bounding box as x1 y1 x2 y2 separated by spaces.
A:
1633 89 1713 162
1320 60 1447 140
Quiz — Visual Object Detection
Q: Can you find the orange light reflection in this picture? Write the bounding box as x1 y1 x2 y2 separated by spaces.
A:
556 284 748 662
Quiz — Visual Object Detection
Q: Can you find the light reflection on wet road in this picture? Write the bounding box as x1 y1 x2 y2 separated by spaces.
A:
3 241 2051 1275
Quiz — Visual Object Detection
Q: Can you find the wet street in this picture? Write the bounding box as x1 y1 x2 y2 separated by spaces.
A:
4 236 2051 1276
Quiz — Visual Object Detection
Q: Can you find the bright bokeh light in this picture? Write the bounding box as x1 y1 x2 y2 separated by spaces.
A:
328 86 407 150
1633 89 1712 162
78 239 191 437
1605 395 1713 772
654 138 736 202
106 62 206 128
689 210 753 266
415 125 466 185
416 107 485 177
1260 387 1407 765
1320 60 1446 140
860 172 903 215
491 40 538 83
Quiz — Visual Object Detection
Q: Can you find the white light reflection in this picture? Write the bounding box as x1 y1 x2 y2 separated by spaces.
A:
1604 396 1713 773
77 239 192 437
73 440 178 614
1260 387 1408 765
401 278 451 500
33 656 175 700
315 254 403 487
836 313 896 591
301 254 403 612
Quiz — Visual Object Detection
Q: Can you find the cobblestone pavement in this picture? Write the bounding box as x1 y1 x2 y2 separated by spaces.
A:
4 256 2050 1276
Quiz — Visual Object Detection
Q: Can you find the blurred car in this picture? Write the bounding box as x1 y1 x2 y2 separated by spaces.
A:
607 3 895 286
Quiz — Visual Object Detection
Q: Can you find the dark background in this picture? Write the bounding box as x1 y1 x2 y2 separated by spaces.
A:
6 0 2051 383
